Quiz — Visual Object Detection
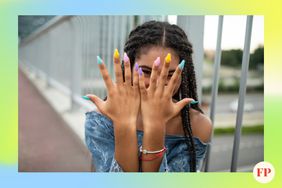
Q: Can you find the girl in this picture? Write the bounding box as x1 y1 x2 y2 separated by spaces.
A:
83 20 212 172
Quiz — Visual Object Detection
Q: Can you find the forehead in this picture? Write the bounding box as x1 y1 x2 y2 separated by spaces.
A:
136 46 180 69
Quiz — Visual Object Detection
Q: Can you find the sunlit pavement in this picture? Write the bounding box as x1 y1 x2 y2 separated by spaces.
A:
19 68 92 172
207 134 263 172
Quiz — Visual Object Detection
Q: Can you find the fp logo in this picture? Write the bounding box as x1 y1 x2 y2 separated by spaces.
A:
253 161 275 183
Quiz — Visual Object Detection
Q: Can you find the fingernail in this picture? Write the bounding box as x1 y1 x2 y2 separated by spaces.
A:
190 100 199 105
97 56 103 65
154 57 161 67
82 96 91 100
135 62 139 71
123 52 129 63
114 48 119 59
178 60 186 70
165 53 171 64
138 67 143 76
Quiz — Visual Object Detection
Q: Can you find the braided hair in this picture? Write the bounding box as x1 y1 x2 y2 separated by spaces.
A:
124 20 204 172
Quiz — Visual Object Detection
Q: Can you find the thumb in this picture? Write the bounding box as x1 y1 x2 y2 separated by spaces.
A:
175 98 195 113
84 94 105 112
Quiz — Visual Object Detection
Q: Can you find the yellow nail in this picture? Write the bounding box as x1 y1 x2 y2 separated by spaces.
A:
165 53 171 63
114 49 120 59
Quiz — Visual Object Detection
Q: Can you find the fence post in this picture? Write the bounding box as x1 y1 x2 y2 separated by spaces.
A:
203 15 224 172
231 16 253 172
70 16 82 111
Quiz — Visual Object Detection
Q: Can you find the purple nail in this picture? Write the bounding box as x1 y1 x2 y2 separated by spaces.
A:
134 62 139 71
154 57 161 67
138 67 143 76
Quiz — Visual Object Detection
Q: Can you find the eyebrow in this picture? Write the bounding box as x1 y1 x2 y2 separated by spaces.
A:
139 65 175 74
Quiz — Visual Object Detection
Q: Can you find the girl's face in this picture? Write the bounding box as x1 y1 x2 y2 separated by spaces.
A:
135 46 181 95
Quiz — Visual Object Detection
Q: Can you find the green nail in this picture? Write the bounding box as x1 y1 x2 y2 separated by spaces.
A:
97 56 103 64
190 100 199 105
178 60 186 70
82 96 90 100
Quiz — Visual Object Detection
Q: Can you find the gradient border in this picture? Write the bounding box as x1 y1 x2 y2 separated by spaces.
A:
0 0 281 187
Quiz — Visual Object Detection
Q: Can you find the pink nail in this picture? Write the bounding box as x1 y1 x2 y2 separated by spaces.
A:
154 57 161 67
123 52 129 63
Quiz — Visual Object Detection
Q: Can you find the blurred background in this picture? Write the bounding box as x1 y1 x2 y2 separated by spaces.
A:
18 15 263 172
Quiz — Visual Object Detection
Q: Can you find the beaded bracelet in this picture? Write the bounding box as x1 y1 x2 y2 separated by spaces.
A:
139 146 167 161
139 146 167 155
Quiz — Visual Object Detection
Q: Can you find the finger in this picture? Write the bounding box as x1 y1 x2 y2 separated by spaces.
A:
123 52 132 86
86 94 106 114
174 98 195 114
133 62 139 89
148 57 160 91
138 67 147 98
166 60 185 96
113 49 123 85
97 56 114 91
157 53 171 93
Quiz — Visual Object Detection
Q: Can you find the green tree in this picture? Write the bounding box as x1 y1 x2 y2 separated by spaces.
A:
221 49 242 68
249 46 264 69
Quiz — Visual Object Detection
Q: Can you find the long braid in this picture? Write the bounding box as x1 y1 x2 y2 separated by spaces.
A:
169 25 203 171
124 20 204 172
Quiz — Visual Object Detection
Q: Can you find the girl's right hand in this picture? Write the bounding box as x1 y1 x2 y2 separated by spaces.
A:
85 49 140 127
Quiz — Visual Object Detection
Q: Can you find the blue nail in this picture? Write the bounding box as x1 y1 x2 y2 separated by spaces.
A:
178 60 186 70
97 56 103 65
82 96 91 100
190 100 199 105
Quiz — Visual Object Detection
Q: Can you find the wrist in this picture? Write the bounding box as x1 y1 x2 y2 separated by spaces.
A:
113 118 137 128
143 120 166 134
113 120 137 132
142 126 165 151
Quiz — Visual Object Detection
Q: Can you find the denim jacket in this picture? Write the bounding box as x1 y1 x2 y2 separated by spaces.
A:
85 110 208 172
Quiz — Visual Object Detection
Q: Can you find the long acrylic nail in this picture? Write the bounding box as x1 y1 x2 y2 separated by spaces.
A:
138 67 143 76
97 56 103 65
114 48 120 59
82 96 91 100
154 57 161 67
165 53 171 64
190 100 199 105
134 62 139 71
178 60 186 70
123 52 129 63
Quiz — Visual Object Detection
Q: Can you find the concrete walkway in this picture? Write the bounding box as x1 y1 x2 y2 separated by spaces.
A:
19 68 92 172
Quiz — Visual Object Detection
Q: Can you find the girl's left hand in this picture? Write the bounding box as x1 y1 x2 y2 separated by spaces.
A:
139 53 195 133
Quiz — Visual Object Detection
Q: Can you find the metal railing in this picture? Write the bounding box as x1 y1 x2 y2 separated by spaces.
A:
203 15 254 172
19 15 254 172
19 15 205 108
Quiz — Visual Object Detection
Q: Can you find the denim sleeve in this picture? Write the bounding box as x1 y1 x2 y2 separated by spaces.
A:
194 137 209 172
158 153 170 172
166 138 208 172
84 111 124 172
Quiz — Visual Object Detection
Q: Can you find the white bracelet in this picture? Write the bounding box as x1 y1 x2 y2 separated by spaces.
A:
139 145 166 155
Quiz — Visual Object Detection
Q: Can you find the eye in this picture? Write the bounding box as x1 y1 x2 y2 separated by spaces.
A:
142 70 151 76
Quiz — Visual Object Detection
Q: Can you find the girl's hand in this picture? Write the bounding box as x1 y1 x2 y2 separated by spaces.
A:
139 53 194 133
86 49 140 127
85 50 140 171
